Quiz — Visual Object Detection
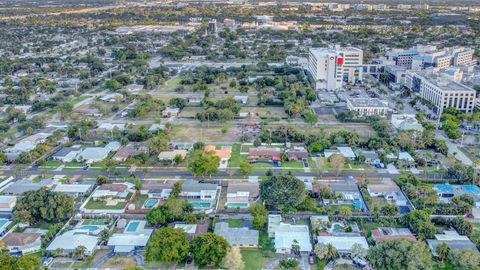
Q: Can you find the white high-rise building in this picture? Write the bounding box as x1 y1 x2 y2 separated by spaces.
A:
307 46 363 91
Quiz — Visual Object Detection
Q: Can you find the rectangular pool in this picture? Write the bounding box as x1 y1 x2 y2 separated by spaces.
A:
191 202 212 208
225 203 249 208
126 221 140 232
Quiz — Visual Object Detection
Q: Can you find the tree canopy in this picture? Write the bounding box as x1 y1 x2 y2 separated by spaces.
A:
13 188 74 224
260 174 306 209
190 233 230 267
146 227 189 263
369 239 433 270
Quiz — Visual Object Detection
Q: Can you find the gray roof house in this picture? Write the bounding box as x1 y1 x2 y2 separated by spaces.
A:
2 180 54 195
51 146 82 163
77 141 121 163
427 230 479 256
214 222 259 247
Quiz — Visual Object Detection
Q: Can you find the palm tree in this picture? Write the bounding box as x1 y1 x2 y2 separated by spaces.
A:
99 229 110 244
325 244 338 261
73 245 87 260
436 242 450 263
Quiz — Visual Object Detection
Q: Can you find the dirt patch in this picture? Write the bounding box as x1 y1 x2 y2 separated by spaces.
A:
101 256 137 269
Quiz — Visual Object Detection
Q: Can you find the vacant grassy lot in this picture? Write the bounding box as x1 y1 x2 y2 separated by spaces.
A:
171 124 239 143
241 249 267 270
101 256 137 268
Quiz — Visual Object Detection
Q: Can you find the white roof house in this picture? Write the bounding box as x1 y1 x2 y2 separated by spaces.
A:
317 235 369 254
77 141 121 163
390 114 424 131
53 184 93 197
97 123 126 131
46 230 98 256
398 152 415 162
0 196 16 212
337 147 356 159
268 215 312 254
107 232 153 253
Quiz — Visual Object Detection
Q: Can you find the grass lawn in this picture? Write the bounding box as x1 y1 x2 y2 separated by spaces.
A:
132 194 148 210
252 162 273 172
241 249 267 270
259 231 275 252
82 219 110 226
227 219 244 228
228 144 247 168
70 95 89 106
470 223 480 244
433 262 455 270
282 161 305 169
85 194 131 210
45 160 61 167
101 256 137 268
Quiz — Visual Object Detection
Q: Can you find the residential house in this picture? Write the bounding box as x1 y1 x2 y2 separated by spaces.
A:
187 95 203 105
108 220 153 254
148 124 165 133
92 183 132 199
371 227 416 243
181 180 219 210
286 147 309 161
225 182 259 208
390 114 424 131
97 123 126 132
6 132 51 161
158 150 188 161
317 235 369 255
76 108 103 118
357 150 380 165
162 107 180 117
234 95 248 104
76 141 121 163
46 230 99 256
51 146 82 163
2 180 54 195
124 84 144 94
214 222 259 247
174 223 209 239
100 93 124 103
205 145 232 168
53 184 94 197
248 147 281 161
397 152 415 167
268 215 312 254
320 177 366 210
324 147 356 160
2 232 42 255
112 144 148 162
427 230 479 256
0 196 16 216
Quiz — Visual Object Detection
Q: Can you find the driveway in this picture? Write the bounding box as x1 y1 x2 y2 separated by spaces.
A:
91 250 114 268
436 133 472 166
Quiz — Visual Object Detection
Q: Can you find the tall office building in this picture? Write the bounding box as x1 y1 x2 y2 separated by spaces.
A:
307 46 363 91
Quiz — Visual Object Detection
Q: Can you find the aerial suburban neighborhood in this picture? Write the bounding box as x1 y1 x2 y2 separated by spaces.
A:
0 0 479 269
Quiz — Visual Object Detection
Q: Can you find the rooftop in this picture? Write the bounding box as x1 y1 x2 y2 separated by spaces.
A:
347 97 388 108
214 222 259 246
2 232 41 247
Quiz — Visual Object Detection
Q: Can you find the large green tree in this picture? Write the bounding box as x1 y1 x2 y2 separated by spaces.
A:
146 227 189 263
251 203 268 229
0 252 41 270
188 151 220 177
369 239 433 270
402 210 436 240
260 175 306 209
448 249 480 270
13 188 74 224
190 233 230 267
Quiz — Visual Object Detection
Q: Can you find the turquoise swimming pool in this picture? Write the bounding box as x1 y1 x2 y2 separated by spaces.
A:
126 221 140 232
79 225 99 232
191 202 212 208
0 219 10 232
143 199 158 209
225 202 249 208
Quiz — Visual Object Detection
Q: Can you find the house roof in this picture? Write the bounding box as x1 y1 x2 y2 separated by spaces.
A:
205 145 232 159
371 227 416 242
182 180 217 193
2 232 41 247
98 183 128 192
227 182 259 198
52 147 81 158
398 152 415 161
317 236 369 251
428 240 479 256
53 184 93 193
2 180 54 195
107 231 153 247
214 222 258 246
367 179 400 193
337 147 356 159
275 229 312 252
158 150 188 159
46 230 98 252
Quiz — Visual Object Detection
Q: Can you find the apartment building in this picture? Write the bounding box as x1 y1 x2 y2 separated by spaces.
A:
346 97 389 117
307 46 363 91
387 45 475 70
405 69 476 114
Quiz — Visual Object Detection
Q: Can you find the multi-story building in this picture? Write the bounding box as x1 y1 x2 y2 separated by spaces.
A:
387 45 475 70
307 46 363 91
405 69 476 114
346 97 389 117
207 19 218 35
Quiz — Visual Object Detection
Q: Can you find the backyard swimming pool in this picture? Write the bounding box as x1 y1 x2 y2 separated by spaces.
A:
143 199 158 209
225 202 249 208
191 202 212 208
0 219 10 233
435 184 454 192
126 221 140 232
79 225 99 232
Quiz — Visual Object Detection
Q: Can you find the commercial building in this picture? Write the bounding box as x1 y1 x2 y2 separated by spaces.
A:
307 46 363 91
346 97 389 117
405 69 476 114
